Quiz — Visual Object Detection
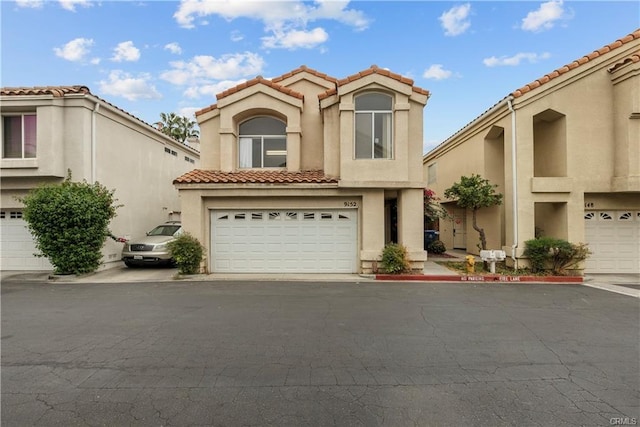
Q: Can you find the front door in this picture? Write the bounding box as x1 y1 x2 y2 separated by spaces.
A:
452 209 467 249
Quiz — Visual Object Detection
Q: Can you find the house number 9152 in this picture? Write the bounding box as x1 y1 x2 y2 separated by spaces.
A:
344 201 358 207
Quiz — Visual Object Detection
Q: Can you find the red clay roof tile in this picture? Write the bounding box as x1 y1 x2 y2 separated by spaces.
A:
0 85 90 97
512 29 640 98
271 65 338 84
216 76 305 101
609 50 640 73
174 169 338 185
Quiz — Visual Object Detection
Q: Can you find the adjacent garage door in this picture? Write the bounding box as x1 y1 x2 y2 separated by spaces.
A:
584 211 639 274
211 209 357 273
0 210 53 271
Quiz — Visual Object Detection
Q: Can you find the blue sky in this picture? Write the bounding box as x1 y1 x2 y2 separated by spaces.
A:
2 1 638 153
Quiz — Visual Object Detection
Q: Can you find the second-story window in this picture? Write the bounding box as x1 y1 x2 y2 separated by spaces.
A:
239 117 287 168
2 114 36 159
355 93 392 159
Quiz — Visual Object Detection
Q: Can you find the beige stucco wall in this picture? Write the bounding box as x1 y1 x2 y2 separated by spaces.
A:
423 36 640 266
1 93 200 270
186 69 429 273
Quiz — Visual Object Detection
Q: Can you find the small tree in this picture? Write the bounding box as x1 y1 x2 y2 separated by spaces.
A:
444 174 503 252
19 173 120 275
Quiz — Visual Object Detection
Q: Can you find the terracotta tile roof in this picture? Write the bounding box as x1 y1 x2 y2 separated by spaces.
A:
512 28 640 97
272 65 338 84
0 85 90 97
216 76 304 101
608 49 640 73
195 103 217 117
195 76 306 117
174 169 338 185
318 65 430 100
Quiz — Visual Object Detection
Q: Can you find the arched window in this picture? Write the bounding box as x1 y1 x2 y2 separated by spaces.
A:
239 117 287 168
355 93 393 159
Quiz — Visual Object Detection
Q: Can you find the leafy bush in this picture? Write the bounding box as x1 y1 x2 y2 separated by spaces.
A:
167 233 205 274
20 173 119 275
381 243 410 274
524 237 591 275
427 240 447 255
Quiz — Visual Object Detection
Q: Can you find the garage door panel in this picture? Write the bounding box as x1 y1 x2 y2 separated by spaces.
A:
212 209 357 273
585 210 639 274
1 213 54 271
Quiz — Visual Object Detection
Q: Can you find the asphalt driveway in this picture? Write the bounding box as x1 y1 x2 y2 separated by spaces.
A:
1 279 638 426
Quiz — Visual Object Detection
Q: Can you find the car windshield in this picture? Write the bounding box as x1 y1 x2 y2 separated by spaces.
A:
148 225 181 236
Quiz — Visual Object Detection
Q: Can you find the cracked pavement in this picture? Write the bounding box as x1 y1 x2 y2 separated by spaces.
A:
1 279 638 426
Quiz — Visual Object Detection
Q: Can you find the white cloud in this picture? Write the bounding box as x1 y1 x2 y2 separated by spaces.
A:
521 0 566 32
262 27 328 50
59 0 93 12
183 79 247 99
483 52 551 67
15 0 43 8
439 3 471 36
173 0 368 50
230 30 244 42
160 52 264 86
164 42 183 55
53 37 94 62
98 70 162 101
178 106 201 120
111 41 141 62
423 64 453 80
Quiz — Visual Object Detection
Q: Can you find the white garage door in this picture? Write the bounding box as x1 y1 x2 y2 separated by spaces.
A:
211 209 357 273
584 211 639 274
0 210 53 271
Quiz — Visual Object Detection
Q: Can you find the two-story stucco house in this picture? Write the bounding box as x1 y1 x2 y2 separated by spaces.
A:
1 86 200 271
174 65 429 274
423 29 640 274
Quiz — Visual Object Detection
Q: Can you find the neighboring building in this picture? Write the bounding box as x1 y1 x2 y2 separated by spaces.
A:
0 86 200 271
423 29 640 274
174 65 430 274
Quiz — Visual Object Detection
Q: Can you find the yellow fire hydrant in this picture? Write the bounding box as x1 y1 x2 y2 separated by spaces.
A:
465 255 476 273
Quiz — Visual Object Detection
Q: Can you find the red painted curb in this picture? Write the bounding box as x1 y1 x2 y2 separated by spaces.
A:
375 274 583 283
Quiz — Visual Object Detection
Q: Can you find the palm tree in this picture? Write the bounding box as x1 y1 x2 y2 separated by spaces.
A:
155 113 199 143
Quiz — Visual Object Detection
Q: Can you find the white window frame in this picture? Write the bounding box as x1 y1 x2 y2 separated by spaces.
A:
354 93 393 160
1 113 37 159
238 116 287 169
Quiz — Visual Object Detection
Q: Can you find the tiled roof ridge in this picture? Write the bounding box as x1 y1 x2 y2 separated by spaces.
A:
608 49 640 73
512 28 640 97
0 85 91 97
174 169 338 185
272 65 338 84
318 65 430 100
216 76 305 101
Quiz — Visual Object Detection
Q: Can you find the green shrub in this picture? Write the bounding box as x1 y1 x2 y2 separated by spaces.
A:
524 237 591 275
167 233 205 275
427 240 446 255
20 173 120 275
381 243 410 274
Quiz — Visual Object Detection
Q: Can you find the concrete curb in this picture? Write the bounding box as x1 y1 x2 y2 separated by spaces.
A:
375 274 583 284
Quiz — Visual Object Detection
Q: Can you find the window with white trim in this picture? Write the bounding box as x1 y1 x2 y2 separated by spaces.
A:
355 93 392 159
239 117 287 168
2 114 36 159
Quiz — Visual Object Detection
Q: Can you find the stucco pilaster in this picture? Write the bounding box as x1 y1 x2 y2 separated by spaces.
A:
360 189 384 273
286 125 301 172
219 130 236 172
397 188 427 270
179 189 207 272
